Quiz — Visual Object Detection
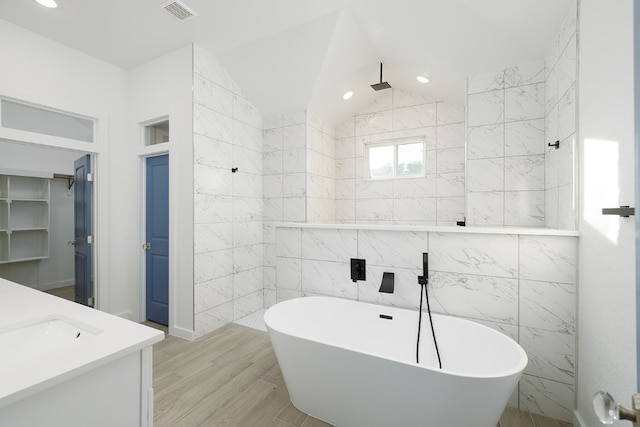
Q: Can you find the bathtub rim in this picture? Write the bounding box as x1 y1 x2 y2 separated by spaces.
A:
265 295 528 380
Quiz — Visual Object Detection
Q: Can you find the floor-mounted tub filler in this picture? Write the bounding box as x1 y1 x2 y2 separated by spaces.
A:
265 296 527 427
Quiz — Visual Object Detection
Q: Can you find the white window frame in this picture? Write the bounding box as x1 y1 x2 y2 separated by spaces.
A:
364 137 426 180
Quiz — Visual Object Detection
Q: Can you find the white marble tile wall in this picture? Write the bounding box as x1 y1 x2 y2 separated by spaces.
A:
306 111 336 224
467 60 546 228
545 1 577 230
262 109 338 305
335 89 465 226
275 225 577 421
193 45 264 338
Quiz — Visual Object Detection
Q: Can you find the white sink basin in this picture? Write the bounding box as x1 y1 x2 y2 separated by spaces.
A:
0 315 103 367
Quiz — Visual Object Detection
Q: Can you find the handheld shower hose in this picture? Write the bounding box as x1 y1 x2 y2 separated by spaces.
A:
416 253 442 369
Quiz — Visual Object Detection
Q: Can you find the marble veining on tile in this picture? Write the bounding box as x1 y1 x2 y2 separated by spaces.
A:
519 375 574 422
393 198 437 222
468 68 505 94
505 83 545 122
468 90 505 126
520 280 575 334
504 61 545 88
429 233 518 278
505 119 545 156
466 192 504 226
194 276 233 314
505 156 545 191
430 272 518 324
301 228 357 262
436 123 466 149
468 124 504 160
520 327 575 384
467 158 505 192
194 104 233 143
392 104 437 130
355 110 393 136
436 172 465 197
358 230 427 269
519 236 576 284
194 134 233 169
301 260 346 296
504 191 545 227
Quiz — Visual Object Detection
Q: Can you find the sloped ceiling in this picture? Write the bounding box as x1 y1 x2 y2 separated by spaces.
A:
0 0 572 127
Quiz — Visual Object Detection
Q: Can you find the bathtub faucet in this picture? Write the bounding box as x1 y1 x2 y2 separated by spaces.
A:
379 272 394 293
417 252 428 285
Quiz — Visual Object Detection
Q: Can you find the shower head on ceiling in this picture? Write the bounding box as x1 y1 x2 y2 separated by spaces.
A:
371 62 391 91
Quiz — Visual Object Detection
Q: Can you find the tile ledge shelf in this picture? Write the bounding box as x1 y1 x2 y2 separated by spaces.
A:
277 223 579 237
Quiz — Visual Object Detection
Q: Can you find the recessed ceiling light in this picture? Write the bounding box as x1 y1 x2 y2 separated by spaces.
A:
35 0 58 7
417 75 430 83
342 91 354 100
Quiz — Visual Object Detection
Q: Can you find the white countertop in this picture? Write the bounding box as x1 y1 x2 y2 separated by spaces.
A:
0 278 164 408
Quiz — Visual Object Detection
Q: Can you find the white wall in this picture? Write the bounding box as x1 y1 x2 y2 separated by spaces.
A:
128 45 194 337
576 0 637 425
0 19 129 315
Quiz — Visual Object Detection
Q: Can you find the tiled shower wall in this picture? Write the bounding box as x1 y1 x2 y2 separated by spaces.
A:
334 89 466 226
263 110 337 307
306 111 336 224
466 1 577 229
544 1 577 229
192 45 264 337
466 62 546 227
275 225 577 422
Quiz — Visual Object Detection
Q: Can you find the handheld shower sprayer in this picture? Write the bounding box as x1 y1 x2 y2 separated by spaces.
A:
418 252 428 285
416 252 442 369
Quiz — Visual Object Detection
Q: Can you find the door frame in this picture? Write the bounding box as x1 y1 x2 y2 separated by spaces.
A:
634 0 640 391
0 142 100 305
138 151 171 325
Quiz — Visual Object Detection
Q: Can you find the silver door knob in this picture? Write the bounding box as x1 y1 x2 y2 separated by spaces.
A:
594 390 640 425
142 242 151 251
68 240 77 247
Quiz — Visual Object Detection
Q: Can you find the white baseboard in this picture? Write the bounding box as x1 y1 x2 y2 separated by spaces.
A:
171 325 195 341
115 311 134 321
39 279 74 291
574 410 587 427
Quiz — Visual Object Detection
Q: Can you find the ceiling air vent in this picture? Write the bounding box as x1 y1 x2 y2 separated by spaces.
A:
160 0 197 22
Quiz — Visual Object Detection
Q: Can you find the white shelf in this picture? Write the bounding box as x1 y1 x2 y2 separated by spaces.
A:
8 176 49 200
9 201 48 229
0 175 50 263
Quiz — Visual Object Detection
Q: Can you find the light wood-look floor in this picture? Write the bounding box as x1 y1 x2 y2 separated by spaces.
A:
43 285 74 301
146 322 572 427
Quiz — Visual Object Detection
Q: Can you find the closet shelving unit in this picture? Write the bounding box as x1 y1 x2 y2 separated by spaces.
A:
0 173 50 263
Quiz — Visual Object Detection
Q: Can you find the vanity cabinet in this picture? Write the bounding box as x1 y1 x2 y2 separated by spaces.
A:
0 279 164 427
0 174 50 263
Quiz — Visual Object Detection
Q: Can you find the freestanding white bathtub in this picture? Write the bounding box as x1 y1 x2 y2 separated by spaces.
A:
264 296 527 427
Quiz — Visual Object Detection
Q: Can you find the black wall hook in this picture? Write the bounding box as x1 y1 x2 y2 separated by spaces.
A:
231 167 238 173
548 140 560 149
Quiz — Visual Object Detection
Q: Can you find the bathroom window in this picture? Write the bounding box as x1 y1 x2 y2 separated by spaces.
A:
365 138 425 180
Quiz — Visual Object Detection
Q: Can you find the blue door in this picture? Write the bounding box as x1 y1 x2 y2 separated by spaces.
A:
145 155 169 325
74 155 92 306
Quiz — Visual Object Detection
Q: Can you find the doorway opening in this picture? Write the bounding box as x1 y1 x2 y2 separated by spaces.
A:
0 140 96 305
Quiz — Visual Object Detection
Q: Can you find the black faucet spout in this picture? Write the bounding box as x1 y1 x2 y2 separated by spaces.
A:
379 272 394 293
